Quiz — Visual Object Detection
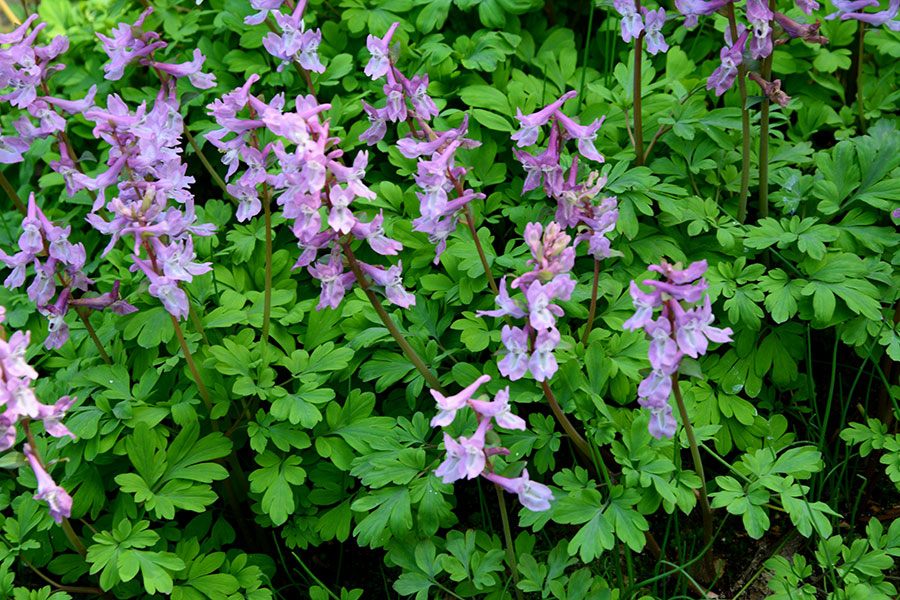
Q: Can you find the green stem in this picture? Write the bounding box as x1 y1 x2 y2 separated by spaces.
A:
170 314 215 421
633 28 645 166
856 22 867 134
580 259 600 345
183 123 231 199
187 301 210 346
463 205 499 296
0 169 26 215
726 4 752 223
73 306 112 365
757 0 775 221
577 1 596 104
339 240 445 393
20 555 103 595
758 64 773 222
261 183 274 348
671 378 713 557
540 381 592 461
494 484 525 600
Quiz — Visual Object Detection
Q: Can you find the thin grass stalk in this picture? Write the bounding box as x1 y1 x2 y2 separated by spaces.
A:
578 1 597 103
463 205 499 296
260 182 274 347
757 8 775 221
726 4 752 222
633 27 645 166
339 239 445 393
183 123 232 199
493 483 525 600
170 314 215 418
72 306 112 365
670 380 713 558
0 169 27 215
21 555 103 595
581 259 601 345
856 22 867 133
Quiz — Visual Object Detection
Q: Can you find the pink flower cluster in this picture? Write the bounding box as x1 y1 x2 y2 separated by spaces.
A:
77 9 218 320
431 374 553 511
0 195 135 348
623 260 733 439
361 22 486 263
259 0 326 73
510 90 621 260
0 306 75 523
205 74 412 311
612 0 669 54
478 223 576 382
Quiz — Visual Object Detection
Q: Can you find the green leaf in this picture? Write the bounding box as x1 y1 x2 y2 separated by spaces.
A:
248 452 306 526
351 487 413 548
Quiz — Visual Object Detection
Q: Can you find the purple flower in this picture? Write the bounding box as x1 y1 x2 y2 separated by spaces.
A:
646 403 678 439
245 0 285 25
795 0 820 14
642 8 669 55
143 48 217 89
483 469 553 511
622 281 663 330
365 22 400 80
613 0 645 42
434 418 491 483
645 317 681 372
707 30 749 96
0 127 32 163
36 395 76 439
529 327 560 382
360 101 388 145
308 250 355 310
674 0 729 28
672 294 733 358
328 185 357 234
839 0 900 29
825 0 880 20
638 367 673 405
404 74 439 119
469 387 527 430
229 183 262 222
430 374 491 427
773 12 829 44
131 256 190 319
497 325 530 381
359 261 415 308
382 73 408 122
478 277 527 319
351 212 402 255
96 8 166 81
747 0 774 59
24 445 73 524
511 90 578 147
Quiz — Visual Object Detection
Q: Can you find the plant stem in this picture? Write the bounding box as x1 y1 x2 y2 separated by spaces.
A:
183 123 231 199
463 205 499 296
260 183 274 348
856 22 867 134
540 381 592 461
73 306 112 365
670 378 713 558
20 555 103 595
0 169 26 215
757 51 773 221
339 239 445 393
170 314 215 420
581 259 600 345
494 483 525 600
633 25 645 166
726 4 752 223
187 301 210 346
578 1 596 103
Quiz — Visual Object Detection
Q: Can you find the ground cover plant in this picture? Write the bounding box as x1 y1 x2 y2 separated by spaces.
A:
0 0 899 597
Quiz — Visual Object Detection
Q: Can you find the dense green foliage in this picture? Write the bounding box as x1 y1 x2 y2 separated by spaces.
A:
1 0 900 598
